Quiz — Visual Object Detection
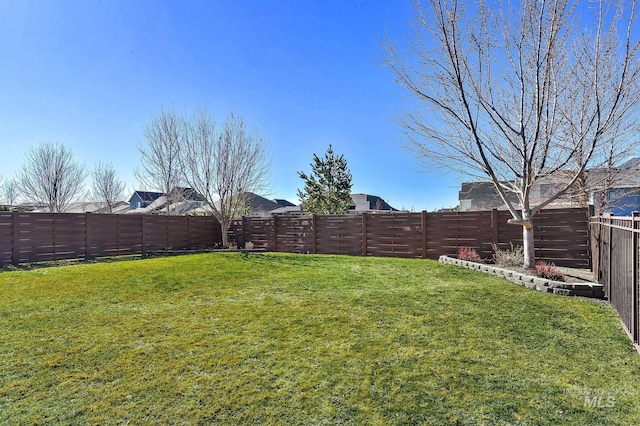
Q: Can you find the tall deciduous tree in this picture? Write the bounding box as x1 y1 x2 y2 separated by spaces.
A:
18 142 87 212
3 179 20 206
136 106 183 215
385 0 640 267
297 145 353 214
92 162 126 213
180 109 270 247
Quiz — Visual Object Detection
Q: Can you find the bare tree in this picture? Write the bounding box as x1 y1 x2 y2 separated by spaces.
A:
180 109 270 247
92 162 126 213
3 179 21 206
18 142 87 212
136 106 183 215
385 0 640 267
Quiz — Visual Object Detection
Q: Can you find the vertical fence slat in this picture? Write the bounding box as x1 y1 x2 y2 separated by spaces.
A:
491 208 498 247
590 214 640 345
608 216 613 301
633 212 639 343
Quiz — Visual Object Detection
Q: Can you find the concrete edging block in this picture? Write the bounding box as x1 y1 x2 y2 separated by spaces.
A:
437 255 602 299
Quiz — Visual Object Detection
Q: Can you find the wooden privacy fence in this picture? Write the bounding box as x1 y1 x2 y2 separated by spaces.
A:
230 207 591 267
590 214 640 344
0 212 222 266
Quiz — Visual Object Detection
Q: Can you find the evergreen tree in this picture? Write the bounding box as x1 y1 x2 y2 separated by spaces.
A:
297 145 353 214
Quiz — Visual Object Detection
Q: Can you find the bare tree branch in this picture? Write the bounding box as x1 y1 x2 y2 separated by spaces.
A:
17 142 87 213
385 0 640 267
136 106 184 215
92 162 126 213
2 179 21 206
180 108 270 247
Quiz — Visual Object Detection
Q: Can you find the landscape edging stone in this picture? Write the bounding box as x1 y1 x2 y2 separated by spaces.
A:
438 255 604 299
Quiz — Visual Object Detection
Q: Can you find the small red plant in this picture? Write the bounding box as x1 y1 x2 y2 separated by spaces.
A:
457 247 484 263
531 261 565 282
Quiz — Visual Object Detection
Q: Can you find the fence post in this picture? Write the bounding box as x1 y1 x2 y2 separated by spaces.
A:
608 215 613 300
86 212 92 260
141 215 147 256
633 212 639 343
362 212 368 256
12 211 19 265
312 214 317 254
597 217 601 278
187 215 192 249
421 211 428 259
240 216 246 248
273 215 278 252
587 205 595 271
491 208 499 248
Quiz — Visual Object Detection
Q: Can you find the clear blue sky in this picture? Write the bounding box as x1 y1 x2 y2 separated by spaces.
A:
0 0 462 211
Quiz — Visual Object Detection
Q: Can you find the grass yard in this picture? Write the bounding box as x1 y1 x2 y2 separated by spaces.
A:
1 253 640 424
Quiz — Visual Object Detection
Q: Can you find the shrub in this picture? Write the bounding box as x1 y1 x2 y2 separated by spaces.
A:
457 247 484 263
492 243 524 267
531 261 565 282
245 241 255 250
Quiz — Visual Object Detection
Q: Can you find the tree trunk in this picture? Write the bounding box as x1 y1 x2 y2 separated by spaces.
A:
220 222 229 248
523 225 535 269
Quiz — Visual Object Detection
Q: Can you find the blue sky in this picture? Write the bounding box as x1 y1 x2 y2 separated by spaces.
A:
0 0 462 211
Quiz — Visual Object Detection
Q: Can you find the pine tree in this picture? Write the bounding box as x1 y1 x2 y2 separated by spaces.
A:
297 145 353 214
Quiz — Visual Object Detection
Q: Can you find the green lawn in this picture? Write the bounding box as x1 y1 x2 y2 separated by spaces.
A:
1 253 639 425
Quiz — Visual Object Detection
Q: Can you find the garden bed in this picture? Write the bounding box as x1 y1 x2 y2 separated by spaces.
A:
439 255 605 299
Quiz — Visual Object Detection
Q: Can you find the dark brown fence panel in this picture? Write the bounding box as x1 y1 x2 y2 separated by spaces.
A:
427 211 494 260
168 216 189 250
315 215 362 256
235 217 274 249
114 215 144 256
590 215 640 344
366 213 423 258
495 209 590 267
534 209 590 267
145 215 170 252
88 214 117 257
0 214 14 264
49 214 87 260
227 207 590 266
16 213 88 263
90 214 145 257
89 214 138 257
275 216 314 253
0 212 222 266
190 216 221 249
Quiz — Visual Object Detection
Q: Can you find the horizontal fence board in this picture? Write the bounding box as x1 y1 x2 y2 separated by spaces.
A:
229 208 590 267
0 212 222 265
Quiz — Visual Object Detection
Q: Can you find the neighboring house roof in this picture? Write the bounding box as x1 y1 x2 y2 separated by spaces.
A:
128 191 163 203
458 182 520 211
349 193 397 212
270 205 303 215
274 199 296 207
169 187 205 202
245 193 281 216
25 201 130 214
459 158 640 211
